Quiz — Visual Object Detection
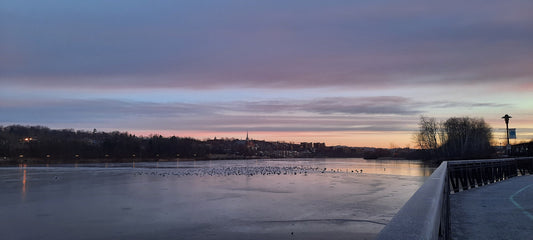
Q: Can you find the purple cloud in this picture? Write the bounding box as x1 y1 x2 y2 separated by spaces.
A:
0 96 507 134
1 1 532 90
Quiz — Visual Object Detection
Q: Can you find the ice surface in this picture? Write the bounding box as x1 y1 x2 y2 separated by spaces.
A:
0 158 432 240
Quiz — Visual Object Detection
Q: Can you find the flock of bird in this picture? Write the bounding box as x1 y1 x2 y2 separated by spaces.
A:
132 166 365 177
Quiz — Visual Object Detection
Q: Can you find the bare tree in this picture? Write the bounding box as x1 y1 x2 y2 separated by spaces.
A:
416 116 439 151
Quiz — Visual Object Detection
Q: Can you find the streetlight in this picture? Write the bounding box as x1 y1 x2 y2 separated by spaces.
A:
502 114 512 155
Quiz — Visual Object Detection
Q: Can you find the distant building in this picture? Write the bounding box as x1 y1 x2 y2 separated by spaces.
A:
313 142 326 149
300 142 313 150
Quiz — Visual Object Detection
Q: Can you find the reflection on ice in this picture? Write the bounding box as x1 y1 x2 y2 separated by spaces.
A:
1 158 434 240
21 165 27 200
53 158 433 177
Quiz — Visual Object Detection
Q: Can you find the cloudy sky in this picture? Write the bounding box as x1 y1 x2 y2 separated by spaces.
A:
1 0 532 147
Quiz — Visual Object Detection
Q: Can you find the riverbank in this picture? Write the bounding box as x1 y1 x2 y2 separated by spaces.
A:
0 154 439 168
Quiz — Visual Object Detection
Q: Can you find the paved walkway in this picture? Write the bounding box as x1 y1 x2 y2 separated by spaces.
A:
450 175 533 240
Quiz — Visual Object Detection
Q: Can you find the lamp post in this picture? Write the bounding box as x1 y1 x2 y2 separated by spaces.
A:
502 114 512 155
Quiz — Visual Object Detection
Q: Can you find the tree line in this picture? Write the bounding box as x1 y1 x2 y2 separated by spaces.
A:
0 125 210 162
3 120 498 164
0 125 362 163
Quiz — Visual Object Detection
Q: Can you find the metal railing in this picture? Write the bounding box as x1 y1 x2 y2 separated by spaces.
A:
376 157 533 240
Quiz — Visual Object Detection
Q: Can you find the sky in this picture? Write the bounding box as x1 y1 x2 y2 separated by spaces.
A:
1 0 533 148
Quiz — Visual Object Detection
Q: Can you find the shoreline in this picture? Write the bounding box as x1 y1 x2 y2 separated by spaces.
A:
0 156 302 166
0 155 415 167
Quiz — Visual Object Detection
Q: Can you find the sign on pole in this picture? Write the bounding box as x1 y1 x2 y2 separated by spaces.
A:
509 128 516 139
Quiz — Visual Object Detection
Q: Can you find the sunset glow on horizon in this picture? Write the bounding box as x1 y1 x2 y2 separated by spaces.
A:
125 130 416 148
2 1 533 148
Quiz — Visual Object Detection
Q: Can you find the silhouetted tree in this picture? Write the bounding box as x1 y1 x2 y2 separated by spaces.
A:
415 116 494 159
416 116 439 151
440 117 493 159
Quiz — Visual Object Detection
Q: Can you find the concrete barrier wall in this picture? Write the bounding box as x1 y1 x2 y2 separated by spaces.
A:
376 161 449 240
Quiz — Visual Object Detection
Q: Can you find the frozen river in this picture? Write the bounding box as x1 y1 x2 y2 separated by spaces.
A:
1 158 434 240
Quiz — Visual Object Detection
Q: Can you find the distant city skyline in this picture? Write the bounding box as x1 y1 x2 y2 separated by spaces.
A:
1 1 532 147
